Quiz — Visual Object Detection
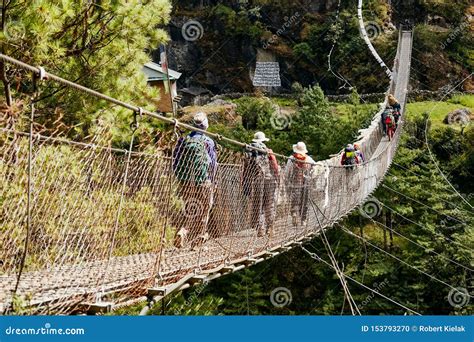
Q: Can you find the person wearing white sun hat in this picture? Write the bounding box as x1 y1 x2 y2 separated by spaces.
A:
243 131 279 237
252 131 270 143
285 141 315 227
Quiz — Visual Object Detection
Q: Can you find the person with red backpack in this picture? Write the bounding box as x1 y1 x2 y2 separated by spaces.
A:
243 132 279 237
285 142 315 227
172 112 217 249
385 111 396 140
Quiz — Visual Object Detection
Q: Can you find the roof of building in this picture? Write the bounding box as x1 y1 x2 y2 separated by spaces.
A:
143 62 182 81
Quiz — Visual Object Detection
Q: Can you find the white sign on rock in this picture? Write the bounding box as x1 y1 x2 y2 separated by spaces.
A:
253 62 281 87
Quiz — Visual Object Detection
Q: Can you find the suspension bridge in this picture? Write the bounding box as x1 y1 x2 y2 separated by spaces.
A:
0 27 413 314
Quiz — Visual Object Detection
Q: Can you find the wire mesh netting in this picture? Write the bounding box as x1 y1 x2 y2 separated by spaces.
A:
0 31 413 314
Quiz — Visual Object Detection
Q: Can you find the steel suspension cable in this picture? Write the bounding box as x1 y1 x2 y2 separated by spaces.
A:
381 184 468 225
387 167 471 214
6 72 41 314
300 245 422 315
327 0 354 90
341 227 473 297
364 215 473 272
309 197 361 315
378 201 473 251
423 73 474 209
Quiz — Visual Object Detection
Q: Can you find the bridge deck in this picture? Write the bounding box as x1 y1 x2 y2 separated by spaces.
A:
0 31 412 314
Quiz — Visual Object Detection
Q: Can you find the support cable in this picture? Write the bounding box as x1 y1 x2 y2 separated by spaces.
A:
381 184 467 225
423 73 474 209
327 0 354 90
379 201 473 252
341 227 473 297
366 215 473 272
6 71 42 314
309 196 472 298
309 197 361 315
300 245 421 315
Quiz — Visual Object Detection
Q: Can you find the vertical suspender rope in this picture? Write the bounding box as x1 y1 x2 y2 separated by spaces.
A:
153 119 179 282
327 0 353 90
357 0 393 79
7 68 45 313
97 108 141 299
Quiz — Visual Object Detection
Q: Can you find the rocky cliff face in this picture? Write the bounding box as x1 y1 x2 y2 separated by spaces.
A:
156 0 472 96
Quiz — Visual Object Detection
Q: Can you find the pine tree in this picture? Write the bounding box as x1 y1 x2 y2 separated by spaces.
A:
1 0 171 142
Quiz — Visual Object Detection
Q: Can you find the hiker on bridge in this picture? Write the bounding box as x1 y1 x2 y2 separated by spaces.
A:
243 132 279 237
388 94 401 126
388 94 401 113
385 110 396 140
381 106 393 136
340 144 359 168
172 112 217 249
285 142 315 227
354 144 365 163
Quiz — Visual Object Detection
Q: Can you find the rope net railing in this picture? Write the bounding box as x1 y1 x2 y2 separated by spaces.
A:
0 31 413 314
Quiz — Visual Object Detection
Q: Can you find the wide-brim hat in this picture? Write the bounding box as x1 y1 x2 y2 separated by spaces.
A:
252 131 270 143
293 142 308 154
193 112 209 129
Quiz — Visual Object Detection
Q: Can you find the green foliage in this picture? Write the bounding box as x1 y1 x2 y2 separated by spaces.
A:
159 101 474 316
449 94 474 108
1 0 171 143
414 24 446 52
290 85 333 158
211 4 264 40
292 42 315 60
406 98 473 130
290 85 374 159
235 96 274 130
212 88 377 158
415 0 471 25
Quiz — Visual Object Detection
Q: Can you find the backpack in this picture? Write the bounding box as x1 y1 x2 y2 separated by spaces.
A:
245 142 271 177
173 135 209 185
344 150 356 165
385 114 395 127
290 153 308 184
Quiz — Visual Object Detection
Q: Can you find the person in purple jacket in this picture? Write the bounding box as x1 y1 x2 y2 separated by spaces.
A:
172 112 217 249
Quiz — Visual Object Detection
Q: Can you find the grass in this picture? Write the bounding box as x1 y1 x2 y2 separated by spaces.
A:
271 96 297 107
449 94 474 108
406 94 474 130
332 103 379 123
